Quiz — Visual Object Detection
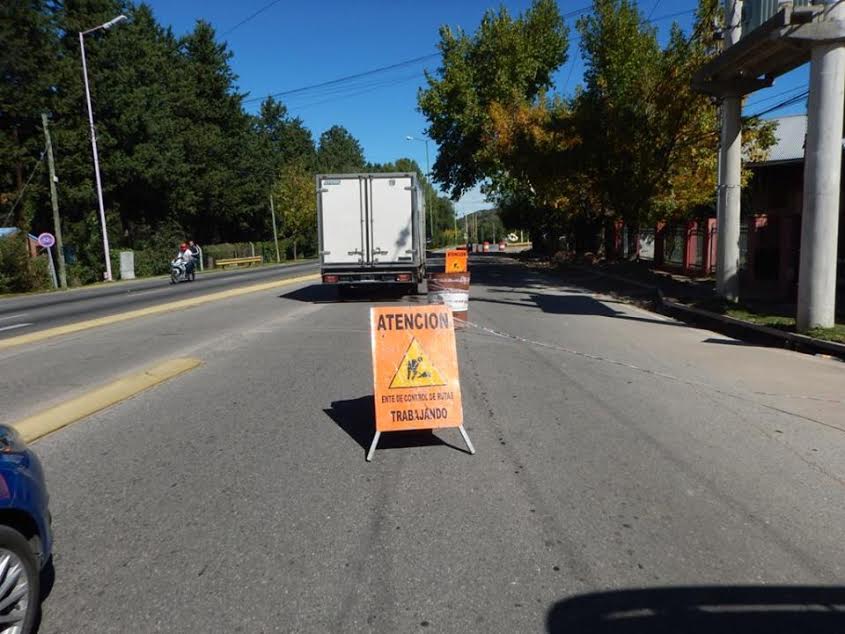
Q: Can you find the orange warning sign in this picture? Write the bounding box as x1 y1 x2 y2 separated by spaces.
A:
370 305 463 432
445 249 468 273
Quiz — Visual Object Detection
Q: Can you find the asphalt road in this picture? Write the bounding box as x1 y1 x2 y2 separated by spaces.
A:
0 260 318 339
3 255 844 632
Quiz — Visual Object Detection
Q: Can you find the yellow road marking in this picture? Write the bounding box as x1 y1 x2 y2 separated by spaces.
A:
0 273 318 350
11 357 202 443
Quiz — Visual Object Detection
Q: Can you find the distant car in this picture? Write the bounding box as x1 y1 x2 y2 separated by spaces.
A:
0 425 52 633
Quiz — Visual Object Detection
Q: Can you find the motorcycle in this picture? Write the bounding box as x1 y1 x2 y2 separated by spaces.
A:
170 257 195 284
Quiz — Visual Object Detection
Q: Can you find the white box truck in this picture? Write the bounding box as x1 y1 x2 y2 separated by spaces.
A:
317 173 427 292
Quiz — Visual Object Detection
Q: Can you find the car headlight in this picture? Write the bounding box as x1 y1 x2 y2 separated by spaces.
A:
0 426 27 453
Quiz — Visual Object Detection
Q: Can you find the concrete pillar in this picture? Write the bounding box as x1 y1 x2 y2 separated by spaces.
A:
797 0 845 331
716 0 743 301
717 96 742 300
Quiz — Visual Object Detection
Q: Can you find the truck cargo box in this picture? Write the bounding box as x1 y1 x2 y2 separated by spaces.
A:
317 173 426 288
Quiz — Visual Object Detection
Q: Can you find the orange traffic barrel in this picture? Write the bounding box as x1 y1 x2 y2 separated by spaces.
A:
428 271 470 326
482 241 490 252
498 241 506 251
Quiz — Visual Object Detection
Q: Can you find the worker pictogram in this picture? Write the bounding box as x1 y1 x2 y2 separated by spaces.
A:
389 338 446 388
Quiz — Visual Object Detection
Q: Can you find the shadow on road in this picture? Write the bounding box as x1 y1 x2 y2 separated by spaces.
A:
701 337 752 347
471 293 684 328
546 586 845 633
32 557 56 633
324 396 469 455
281 284 338 303
281 284 416 304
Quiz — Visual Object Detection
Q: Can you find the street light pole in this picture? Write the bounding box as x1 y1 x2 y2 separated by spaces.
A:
406 135 435 244
80 14 126 282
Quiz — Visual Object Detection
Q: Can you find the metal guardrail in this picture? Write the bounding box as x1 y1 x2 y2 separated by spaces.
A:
215 256 263 268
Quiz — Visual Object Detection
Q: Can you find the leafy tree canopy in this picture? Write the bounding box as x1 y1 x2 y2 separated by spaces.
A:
418 0 569 200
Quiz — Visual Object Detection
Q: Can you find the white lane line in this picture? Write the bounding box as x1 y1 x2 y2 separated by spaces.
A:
0 314 28 322
0 323 33 333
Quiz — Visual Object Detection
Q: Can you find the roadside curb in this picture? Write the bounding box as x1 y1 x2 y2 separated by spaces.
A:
10 357 202 443
659 293 845 360
569 264 845 361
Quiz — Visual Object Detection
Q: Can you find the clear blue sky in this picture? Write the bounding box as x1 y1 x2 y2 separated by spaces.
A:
144 0 810 215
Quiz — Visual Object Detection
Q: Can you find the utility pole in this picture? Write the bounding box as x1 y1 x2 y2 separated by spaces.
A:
270 194 281 263
715 0 743 301
797 0 845 330
424 140 433 245
405 136 434 243
41 113 67 289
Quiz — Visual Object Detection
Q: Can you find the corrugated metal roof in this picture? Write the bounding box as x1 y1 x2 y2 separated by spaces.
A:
741 0 814 38
758 114 807 164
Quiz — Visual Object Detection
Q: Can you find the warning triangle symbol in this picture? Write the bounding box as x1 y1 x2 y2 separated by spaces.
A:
389 338 447 389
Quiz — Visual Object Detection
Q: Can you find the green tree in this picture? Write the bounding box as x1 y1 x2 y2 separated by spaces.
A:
575 0 774 250
483 95 583 245
0 1 390 287
316 125 365 173
254 96 316 177
171 20 256 242
273 161 315 260
418 0 568 200
0 0 56 227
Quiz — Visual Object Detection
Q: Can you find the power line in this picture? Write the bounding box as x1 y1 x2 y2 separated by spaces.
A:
747 91 809 119
1 152 44 227
288 73 424 111
646 0 663 21
562 6 591 19
278 67 424 104
220 0 284 38
244 53 437 104
745 84 809 108
650 8 694 23
245 4 695 108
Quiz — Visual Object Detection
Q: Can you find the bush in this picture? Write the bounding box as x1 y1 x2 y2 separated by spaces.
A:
0 234 52 293
551 250 574 267
66 263 97 287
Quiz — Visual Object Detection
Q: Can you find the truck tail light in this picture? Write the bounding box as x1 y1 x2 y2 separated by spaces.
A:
396 273 412 282
323 274 338 283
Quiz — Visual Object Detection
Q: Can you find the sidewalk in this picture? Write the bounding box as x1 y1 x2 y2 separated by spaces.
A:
546 259 845 361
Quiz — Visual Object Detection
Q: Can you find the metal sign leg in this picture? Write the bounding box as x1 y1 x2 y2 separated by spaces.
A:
458 425 475 455
366 431 381 462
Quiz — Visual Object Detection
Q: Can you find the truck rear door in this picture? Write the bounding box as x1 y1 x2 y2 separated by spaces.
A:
367 175 416 265
319 176 365 265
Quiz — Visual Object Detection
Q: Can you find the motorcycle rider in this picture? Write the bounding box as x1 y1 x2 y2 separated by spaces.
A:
179 242 196 278
177 242 194 278
188 240 200 267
